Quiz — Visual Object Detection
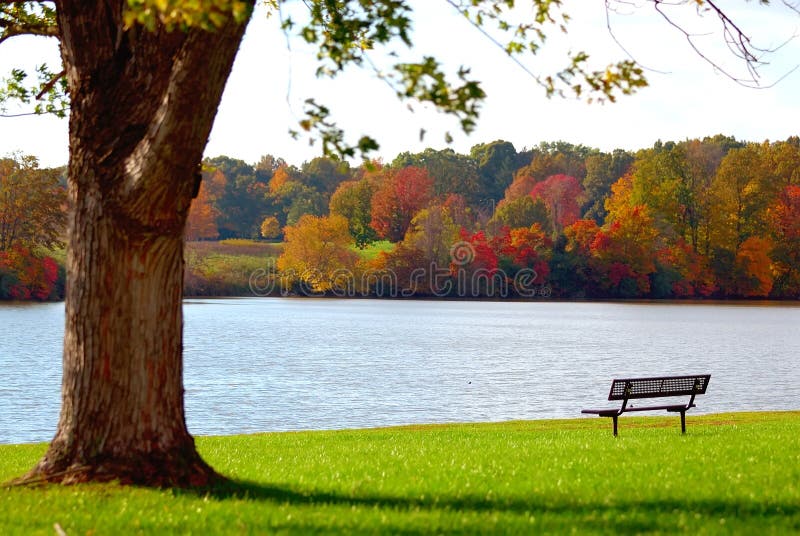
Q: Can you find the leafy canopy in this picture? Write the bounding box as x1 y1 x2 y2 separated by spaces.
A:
0 1 788 157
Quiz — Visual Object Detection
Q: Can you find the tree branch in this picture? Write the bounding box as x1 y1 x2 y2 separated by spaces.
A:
34 68 64 99
648 0 797 88
0 19 59 45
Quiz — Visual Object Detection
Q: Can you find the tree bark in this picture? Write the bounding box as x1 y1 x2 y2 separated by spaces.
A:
24 1 250 486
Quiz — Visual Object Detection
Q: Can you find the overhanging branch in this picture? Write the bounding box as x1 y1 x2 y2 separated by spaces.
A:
0 0 59 44
0 20 58 45
649 0 797 88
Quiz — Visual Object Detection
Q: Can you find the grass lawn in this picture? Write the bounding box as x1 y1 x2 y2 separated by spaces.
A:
184 240 281 296
1 412 798 534
353 240 395 262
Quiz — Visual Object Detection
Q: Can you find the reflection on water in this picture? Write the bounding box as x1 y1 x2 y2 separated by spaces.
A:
1 298 799 443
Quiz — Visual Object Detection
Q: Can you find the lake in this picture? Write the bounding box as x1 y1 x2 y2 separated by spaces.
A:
1 298 799 444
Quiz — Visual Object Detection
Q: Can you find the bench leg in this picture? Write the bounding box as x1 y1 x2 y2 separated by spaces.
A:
680 411 686 434
613 415 618 436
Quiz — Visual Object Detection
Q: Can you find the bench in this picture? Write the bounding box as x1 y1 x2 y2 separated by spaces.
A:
581 374 711 436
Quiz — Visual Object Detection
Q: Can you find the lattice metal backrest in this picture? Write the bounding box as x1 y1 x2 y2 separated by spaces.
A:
608 375 711 400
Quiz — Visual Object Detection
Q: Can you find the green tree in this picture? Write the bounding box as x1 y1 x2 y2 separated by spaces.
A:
274 181 328 226
488 195 549 233
470 140 522 204
204 156 269 238
300 156 352 196
582 149 633 224
329 178 378 248
402 205 460 268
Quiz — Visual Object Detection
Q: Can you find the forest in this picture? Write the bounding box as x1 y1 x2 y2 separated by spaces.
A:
3 134 800 300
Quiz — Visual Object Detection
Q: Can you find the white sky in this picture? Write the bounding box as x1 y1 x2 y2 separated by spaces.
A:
1 1 799 168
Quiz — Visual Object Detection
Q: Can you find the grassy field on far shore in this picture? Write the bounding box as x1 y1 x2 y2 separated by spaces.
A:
1 412 799 534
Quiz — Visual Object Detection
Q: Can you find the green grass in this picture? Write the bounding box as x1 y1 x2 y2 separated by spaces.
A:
184 240 281 296
353 240 395 261
2 412 799 534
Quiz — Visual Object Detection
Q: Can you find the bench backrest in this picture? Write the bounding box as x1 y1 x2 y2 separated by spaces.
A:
608 374 711 401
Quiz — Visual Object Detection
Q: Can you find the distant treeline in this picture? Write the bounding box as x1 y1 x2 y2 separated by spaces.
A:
188 136 800 299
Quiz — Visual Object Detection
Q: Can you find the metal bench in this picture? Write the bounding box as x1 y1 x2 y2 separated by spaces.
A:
581 374 711 436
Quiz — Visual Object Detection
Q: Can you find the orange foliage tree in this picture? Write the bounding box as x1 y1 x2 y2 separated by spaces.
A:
590 205 659 297
185 179 220 240
491 224 551 287
769 185 800 296
734 236 774 297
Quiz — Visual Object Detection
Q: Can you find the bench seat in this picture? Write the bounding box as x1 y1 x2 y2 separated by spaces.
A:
582 375 710 436
582 403 695 415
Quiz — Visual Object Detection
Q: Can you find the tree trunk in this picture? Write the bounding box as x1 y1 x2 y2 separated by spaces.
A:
24 2 250 486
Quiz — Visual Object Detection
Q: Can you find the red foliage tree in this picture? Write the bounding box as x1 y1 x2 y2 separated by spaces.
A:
565 219 601 255
491 225 551 285
0 245 59 301
589 205 658 296
769 185 800 295
656 239 716 297
370 166 433 242
529 174 584 234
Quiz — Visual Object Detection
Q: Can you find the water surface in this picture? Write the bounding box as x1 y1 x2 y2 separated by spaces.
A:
1 298 798 444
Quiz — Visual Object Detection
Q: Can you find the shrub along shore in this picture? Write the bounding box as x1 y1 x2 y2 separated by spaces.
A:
2 412 798 534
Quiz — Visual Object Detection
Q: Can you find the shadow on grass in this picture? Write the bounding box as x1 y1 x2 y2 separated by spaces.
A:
174 477 800 533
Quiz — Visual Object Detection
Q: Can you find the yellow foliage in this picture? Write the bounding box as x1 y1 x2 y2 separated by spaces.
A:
277 214 358 293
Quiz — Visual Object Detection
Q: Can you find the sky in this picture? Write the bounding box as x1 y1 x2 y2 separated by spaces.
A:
1 1 799 169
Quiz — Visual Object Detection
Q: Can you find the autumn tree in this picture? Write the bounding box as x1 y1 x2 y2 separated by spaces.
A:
491 224 551 291
277 214 359 293
530 174 584 236
0 154 66 251
652 240 715 298
590 176 660 296
403 205 461 268
582 150 633 224
370 166 433 242
733 236 774 297
770 185 800 296
0 244 60 300
0 155 66 302
259 215 281 240
2 0 792 487
505 142 594 203
268 165 292 194
709 144 772 256
591 205 659 297
185 179 219 240
556 218 602 297
392 148 482 204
